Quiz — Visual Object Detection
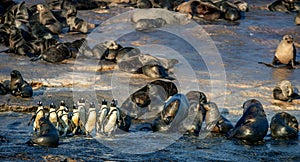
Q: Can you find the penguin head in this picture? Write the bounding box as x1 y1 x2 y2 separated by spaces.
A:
89 102 95 108
37 101 43 106
78 98 85 104
111 99 118 107
102 99 107 105
50 103 57 109
60 100 66 106
73 103 77 109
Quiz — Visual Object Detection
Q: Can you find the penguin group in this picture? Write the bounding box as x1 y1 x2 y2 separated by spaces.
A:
0 1 94 63
28 98 128 139
0 70 33 98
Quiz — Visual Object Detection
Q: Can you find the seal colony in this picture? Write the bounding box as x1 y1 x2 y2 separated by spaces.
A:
0 0 299 150
0 1 95 63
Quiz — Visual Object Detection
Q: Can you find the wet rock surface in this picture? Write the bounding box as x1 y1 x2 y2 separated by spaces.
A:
0 0 300 161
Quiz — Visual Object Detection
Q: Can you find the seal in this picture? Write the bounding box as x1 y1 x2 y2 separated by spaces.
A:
7 26 26 54
183 91 207 136
48 103 59 129
85 102 97 135
259 35 297 68
295 12 300 25
4 1 29 26
31 43 71 63
103 99 121 136
16 38 58 57
268 0 295 12
270 112 299 139
60 0 108 10
215 0 241 21
66 16 88 33
117 53 178 79
26 117 59 147
114 47 141 63
100 41 123 62
0 82 9 95
136 64 172 79
0 23 10 46
273 80 300 101
234 0 249 12
92 40 122 60
117 110 132 132
135 18 167 31
121 79 178 119
203 102 233 134
136 0 152 9
152 93 189 132
28 101 45 134
227 99 269 144
97 99 109 133
9 70 33 98
36 4 62 34
176 0 221 20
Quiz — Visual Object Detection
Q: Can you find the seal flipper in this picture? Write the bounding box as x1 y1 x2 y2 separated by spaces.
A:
25 139 35 146
0 49 12 53
258 62 276 68
30 55 42 62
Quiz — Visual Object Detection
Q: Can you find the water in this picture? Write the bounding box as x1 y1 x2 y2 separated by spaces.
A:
0 1 300 161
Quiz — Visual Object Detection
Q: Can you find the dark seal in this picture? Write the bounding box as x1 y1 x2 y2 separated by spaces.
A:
26 117 59 147
227 99 269 144
183 91 207 136
9 70 33 98
152 93 189 132
203 102 233 135
121 79 178 119
270 112 299 139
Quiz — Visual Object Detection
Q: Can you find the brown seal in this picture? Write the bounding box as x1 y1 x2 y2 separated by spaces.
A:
273 80 300 101
259 35 297 68
36 4 62 34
